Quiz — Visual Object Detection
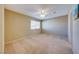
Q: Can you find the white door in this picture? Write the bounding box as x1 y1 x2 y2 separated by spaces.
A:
73 18 79 54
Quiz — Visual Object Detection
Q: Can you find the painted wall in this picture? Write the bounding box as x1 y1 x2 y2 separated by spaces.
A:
4 9 40 44
0 5 4 53
42 15 68 37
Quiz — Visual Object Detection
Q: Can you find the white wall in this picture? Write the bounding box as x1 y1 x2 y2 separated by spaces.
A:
42 15 68 37
0 5 4 53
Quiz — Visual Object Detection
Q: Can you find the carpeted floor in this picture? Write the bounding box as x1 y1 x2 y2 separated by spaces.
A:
4 33 73 54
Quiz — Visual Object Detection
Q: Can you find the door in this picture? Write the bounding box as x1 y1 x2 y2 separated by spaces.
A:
73 18 79 54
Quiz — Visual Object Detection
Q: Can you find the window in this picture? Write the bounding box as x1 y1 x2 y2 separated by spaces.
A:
31 20 40 29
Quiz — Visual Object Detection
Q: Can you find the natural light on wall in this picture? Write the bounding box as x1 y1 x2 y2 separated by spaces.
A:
31 20 40 29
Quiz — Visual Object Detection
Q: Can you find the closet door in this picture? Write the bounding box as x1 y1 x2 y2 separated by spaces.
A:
73 18 79 54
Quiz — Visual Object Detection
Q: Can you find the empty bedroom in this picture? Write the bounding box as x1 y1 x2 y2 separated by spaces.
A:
4 4 78 54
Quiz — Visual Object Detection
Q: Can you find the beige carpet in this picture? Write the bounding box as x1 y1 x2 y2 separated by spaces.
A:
5 33 73 54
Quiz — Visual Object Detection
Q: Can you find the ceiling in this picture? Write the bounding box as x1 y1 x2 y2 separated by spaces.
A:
5 4 73 20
